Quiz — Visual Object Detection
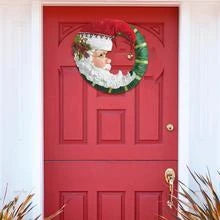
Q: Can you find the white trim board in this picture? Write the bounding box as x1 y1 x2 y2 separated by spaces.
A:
42 0 220 5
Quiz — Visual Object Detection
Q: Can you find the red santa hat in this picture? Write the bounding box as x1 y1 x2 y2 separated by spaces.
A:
79 19 136 53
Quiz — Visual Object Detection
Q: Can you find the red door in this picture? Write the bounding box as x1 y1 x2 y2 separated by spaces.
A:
44 7 178 220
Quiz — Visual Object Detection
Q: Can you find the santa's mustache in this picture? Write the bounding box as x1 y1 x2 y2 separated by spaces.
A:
104 63 112 71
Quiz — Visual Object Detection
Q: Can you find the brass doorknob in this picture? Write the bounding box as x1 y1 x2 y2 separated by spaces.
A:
166 123 174 132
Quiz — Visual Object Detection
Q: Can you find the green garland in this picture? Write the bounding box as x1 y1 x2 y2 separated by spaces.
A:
78 25 148 94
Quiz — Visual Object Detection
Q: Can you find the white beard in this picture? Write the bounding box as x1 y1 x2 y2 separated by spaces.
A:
74 56 136 89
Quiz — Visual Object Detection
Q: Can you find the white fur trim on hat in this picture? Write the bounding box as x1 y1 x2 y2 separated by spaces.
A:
80 34 113 51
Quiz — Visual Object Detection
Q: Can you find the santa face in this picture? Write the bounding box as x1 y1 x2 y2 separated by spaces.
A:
74 50 136 89
92 50 111 70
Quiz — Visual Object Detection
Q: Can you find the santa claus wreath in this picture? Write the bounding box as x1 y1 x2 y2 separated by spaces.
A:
72 19 148 94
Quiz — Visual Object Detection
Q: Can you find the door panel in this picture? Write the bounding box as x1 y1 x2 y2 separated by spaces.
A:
44 6 178 219
45 161 177 220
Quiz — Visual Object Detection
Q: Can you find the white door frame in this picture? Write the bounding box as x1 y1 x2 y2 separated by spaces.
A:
33 0 191 215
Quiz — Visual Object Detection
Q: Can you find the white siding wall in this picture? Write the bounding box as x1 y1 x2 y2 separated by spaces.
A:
0 0 43 216
0 0 220 217
179 1 220 191
0 0 33 195
188 2 220 189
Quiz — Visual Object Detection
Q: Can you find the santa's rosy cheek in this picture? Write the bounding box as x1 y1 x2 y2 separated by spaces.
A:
92 57 106 68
